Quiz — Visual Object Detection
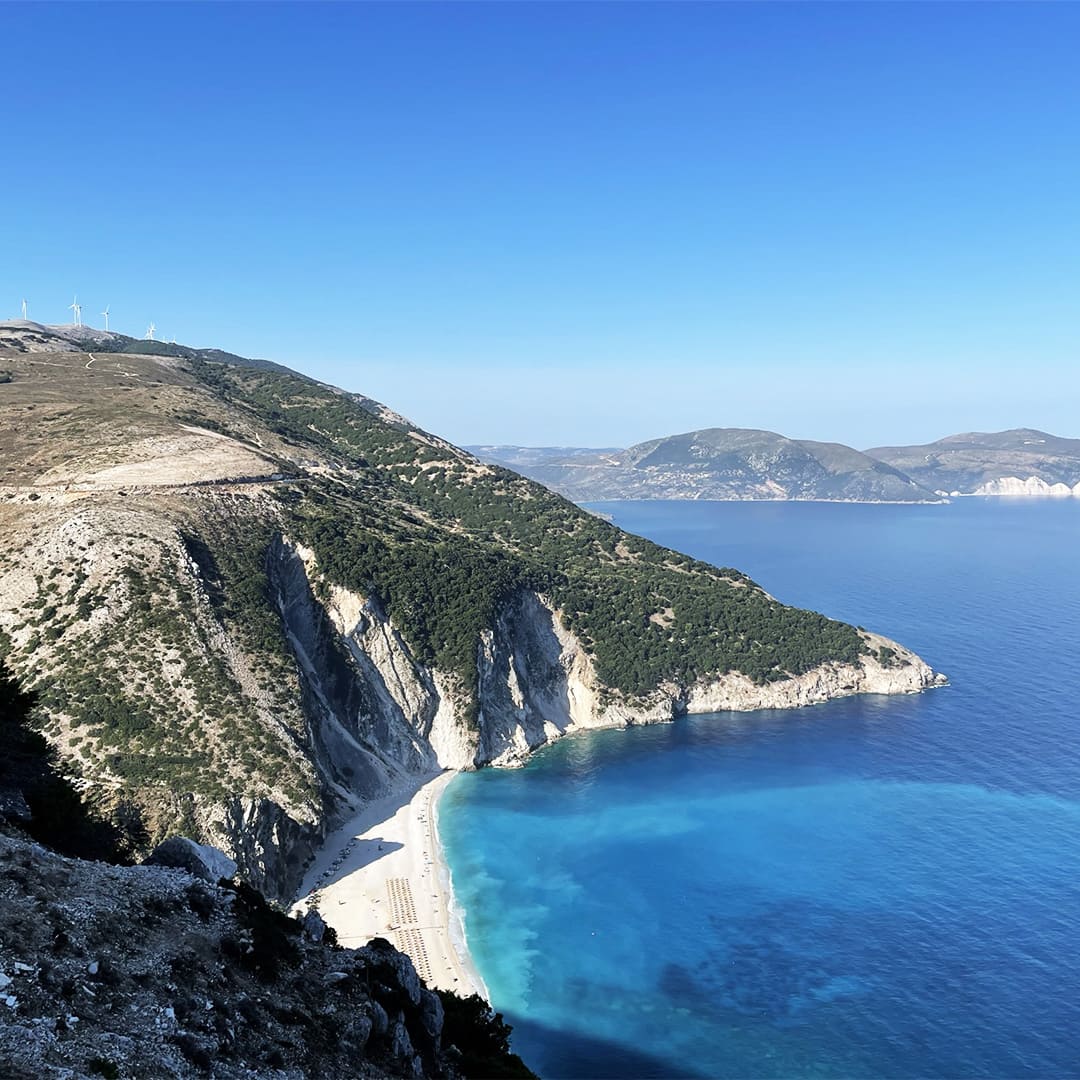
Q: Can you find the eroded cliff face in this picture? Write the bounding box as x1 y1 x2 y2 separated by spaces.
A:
271 542 605 777
275 543 677 779
274 540 944 794
268 537 439 798
0 506 946 902
215 796 323 904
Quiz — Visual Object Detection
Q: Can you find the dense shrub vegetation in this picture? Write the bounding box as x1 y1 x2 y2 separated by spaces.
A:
191 362 866 708
16 521 315 819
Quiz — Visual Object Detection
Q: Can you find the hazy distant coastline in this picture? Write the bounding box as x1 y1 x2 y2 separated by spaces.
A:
469 427 1080 505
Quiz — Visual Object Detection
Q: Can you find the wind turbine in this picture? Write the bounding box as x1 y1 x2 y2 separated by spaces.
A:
69 295 82 327
146 322 156 341
20 299 27 320
101 305 110 332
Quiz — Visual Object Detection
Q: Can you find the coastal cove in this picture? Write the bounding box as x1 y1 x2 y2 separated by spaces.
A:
440 498 1080 1079
292 773 486 1000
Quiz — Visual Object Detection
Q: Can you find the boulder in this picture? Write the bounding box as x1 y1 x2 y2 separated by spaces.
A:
367 1000 389 1038
418 988 444 1041
302 908 328 943
342 1011 374 1051
389 1013 415 1062
144 837 237 884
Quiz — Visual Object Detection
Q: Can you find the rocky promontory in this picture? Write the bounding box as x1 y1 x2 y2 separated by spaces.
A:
0 323 946 906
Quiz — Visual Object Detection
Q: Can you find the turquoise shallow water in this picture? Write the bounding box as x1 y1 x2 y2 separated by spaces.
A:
439 499 1080 1078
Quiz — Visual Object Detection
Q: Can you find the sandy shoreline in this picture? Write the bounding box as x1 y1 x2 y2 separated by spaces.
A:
292 772 487 1000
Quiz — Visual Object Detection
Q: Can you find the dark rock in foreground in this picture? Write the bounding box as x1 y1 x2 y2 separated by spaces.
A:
0 830 470 1079
144 836 238 883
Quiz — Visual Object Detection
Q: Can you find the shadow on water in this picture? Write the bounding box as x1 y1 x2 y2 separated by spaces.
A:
507 1014 708 1080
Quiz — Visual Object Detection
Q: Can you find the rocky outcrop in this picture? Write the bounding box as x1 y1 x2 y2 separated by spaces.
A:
0 829 472 1079
683 630 945 712
202 797 321 901
466 597 943 743
144 836 238 883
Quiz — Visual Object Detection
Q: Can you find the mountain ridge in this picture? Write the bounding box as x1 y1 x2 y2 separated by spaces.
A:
469 428 945 503
470 425 1080 502
0 322 943 902
867 428 1080 495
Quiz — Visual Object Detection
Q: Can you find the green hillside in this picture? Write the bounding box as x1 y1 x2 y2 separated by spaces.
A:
0 325 897 886
189 361 867 698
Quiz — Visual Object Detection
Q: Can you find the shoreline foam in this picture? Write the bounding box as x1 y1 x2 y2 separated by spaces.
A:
292 771 487 999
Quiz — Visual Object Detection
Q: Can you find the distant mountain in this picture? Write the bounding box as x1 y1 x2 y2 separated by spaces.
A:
867 429 1080 495
471 429 944 503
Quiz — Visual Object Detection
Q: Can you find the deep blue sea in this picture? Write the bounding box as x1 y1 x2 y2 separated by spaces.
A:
439 499 1080 1079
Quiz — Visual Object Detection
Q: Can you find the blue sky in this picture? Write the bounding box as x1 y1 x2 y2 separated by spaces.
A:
4 2 1078 448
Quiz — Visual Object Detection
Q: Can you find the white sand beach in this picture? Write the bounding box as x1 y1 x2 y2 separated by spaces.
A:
292 772 487 999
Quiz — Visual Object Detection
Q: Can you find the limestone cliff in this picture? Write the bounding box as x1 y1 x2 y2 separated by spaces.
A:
974 476 1080 497
0 325 947 905
264 540 942 780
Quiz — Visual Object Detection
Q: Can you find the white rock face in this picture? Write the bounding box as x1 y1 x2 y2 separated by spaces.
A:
975 475 1078 497
276 541 944 791
472 591 643 766
271 539 444 787
0 516 947 901
276 544 628 773
685 631 943 712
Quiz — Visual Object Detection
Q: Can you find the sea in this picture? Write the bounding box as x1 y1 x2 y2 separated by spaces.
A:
438 498 1080 1079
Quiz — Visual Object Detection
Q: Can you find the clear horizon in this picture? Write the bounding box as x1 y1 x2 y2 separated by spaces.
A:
4 2 1078 448
5 317 1074 451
